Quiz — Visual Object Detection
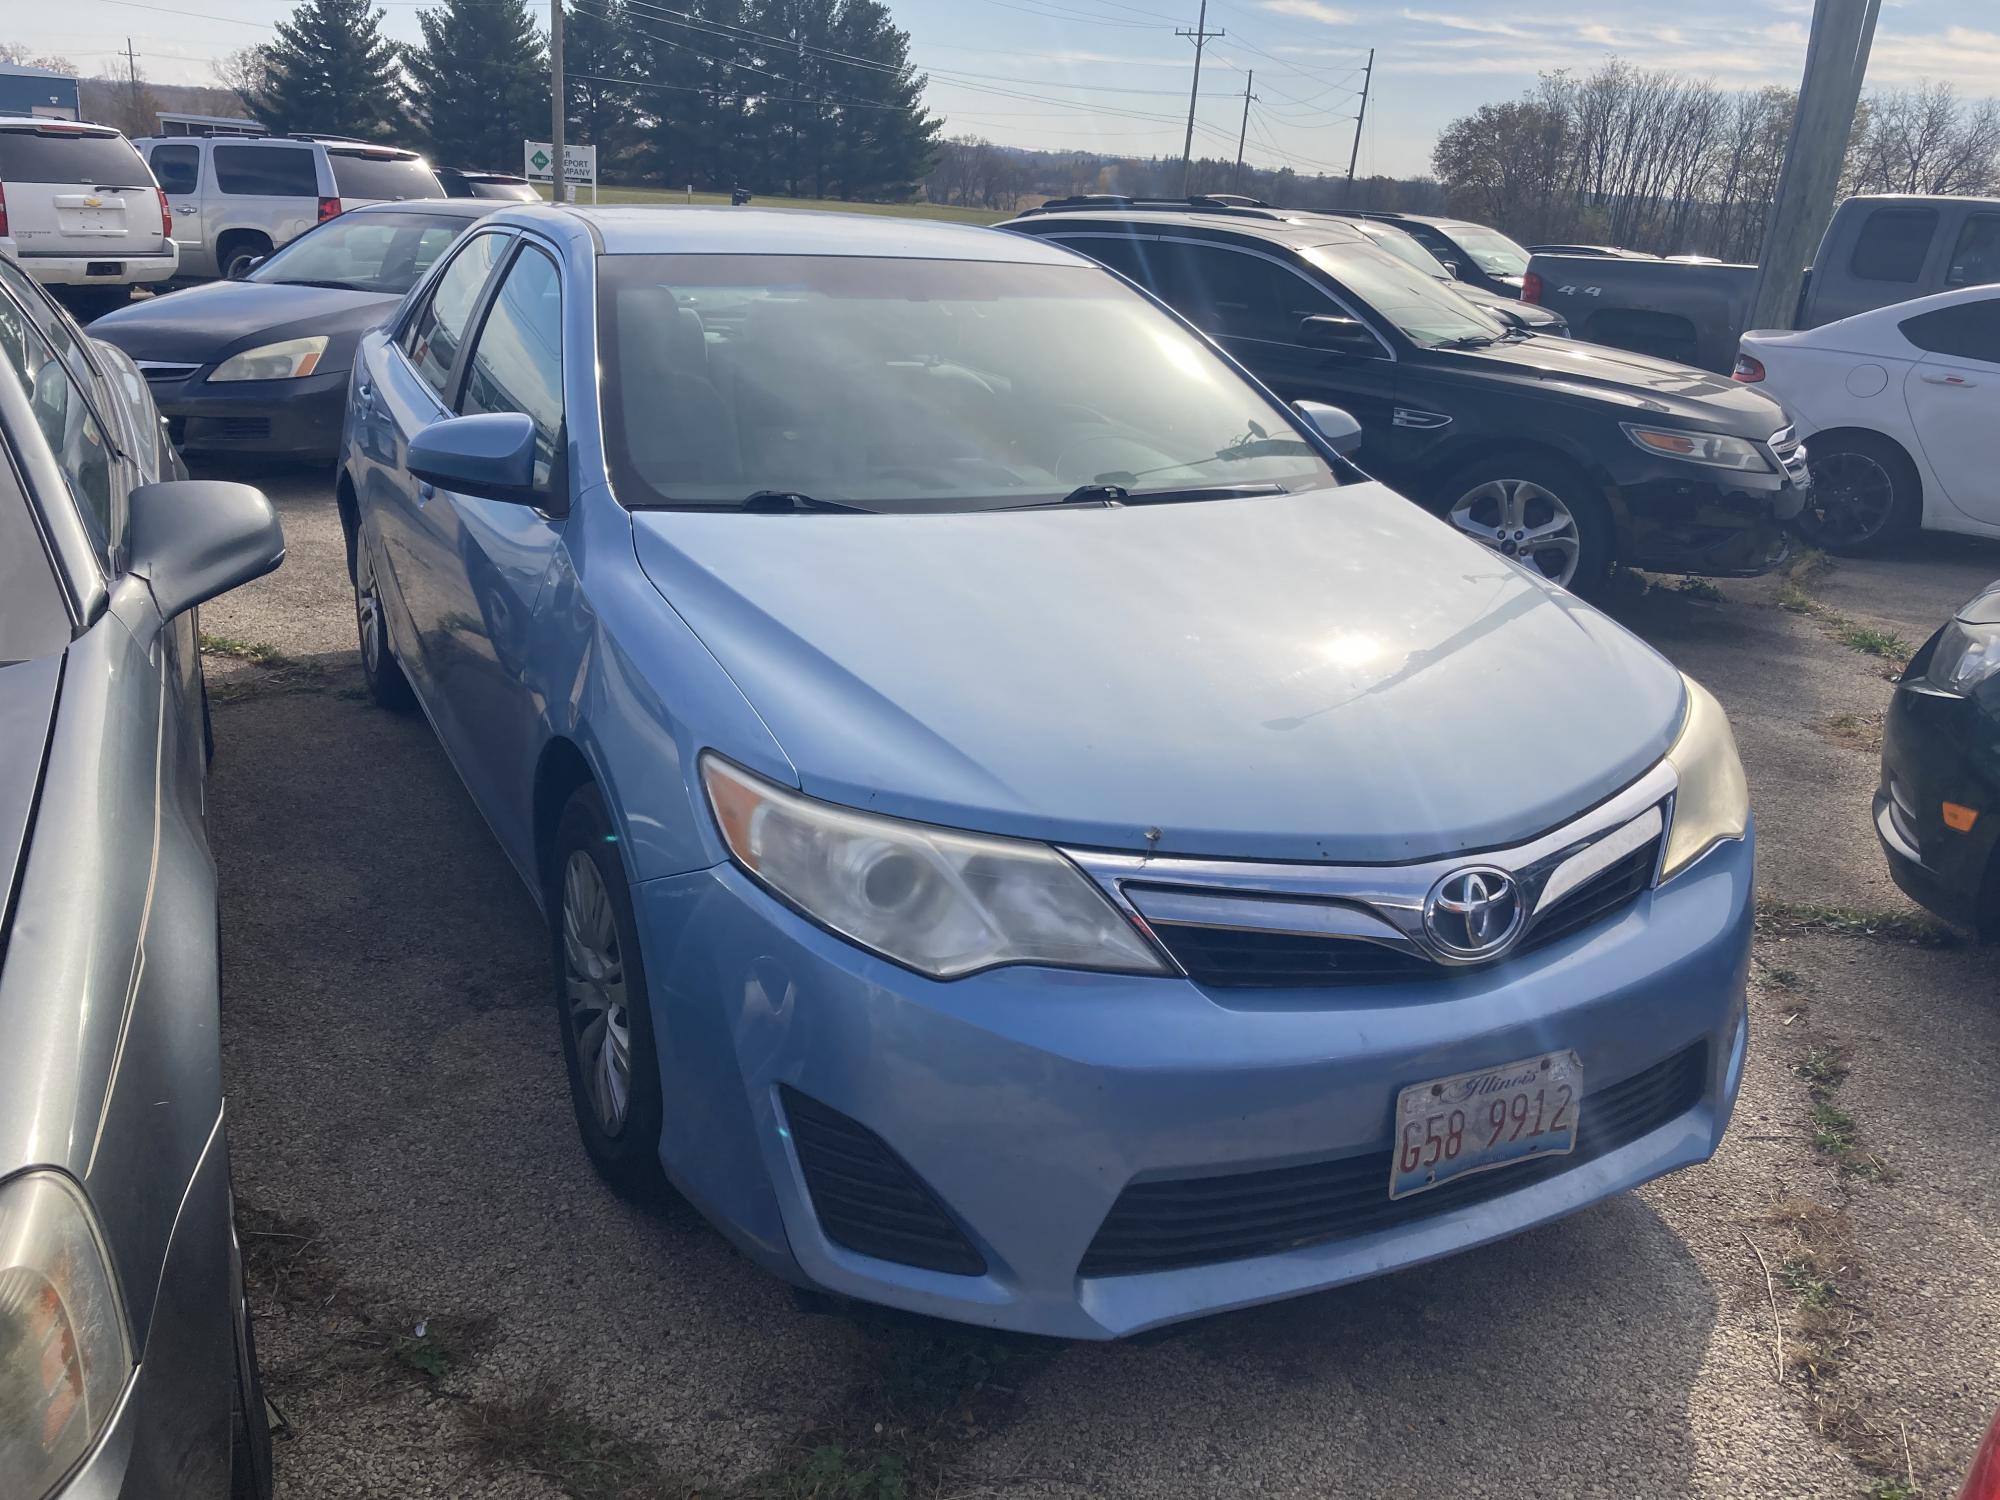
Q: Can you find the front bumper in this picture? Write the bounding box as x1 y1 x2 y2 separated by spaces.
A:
1614 460 1804 577
6 244 178 287
148 366 349 458
1875 672 1998 935
633 831 1754 1338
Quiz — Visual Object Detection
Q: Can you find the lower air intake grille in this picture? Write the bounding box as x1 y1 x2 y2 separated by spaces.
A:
780 1087 986 1276
1149 923 1436 988
1079 1041 1707 1277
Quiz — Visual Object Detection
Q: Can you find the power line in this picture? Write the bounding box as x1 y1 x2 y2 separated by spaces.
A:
1175 0 1223 193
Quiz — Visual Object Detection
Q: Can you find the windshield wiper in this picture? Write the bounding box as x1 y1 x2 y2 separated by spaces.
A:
735 490 871 513
1435 334 1499 350
1056 483 1129 505
1030 482 1288 509
273 278 366 291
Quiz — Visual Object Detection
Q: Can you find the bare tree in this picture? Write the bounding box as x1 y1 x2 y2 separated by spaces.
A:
1849 81 2000 196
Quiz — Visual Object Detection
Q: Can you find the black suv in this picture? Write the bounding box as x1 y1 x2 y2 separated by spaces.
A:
1002 201 1809 593
1322 210 1536 298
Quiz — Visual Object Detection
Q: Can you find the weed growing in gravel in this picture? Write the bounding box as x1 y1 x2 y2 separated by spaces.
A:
1833 623 1913 663
1756 899 1954 947
199 631 283 664
1816 712 1884 754
1866 1480 1917 1500
1777 582 1819 614
1797 1046 1852 1088
1763 966 1804 989
1674 576 1724 601
1779 1257 1838 1311
462 1380 676 1500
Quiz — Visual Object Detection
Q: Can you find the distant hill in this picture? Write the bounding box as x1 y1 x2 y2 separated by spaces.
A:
77 75 252 134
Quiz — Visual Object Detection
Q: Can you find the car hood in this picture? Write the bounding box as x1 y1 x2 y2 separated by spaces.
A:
88 280 397 367
1446 335 1785 433
0 656 59 958
632 483 1687 862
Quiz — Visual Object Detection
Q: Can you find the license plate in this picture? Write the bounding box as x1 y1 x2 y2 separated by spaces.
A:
1390 1049 1582 1200
58 204 127 237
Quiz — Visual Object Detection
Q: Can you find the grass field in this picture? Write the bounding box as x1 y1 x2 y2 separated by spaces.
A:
533 181 1009 224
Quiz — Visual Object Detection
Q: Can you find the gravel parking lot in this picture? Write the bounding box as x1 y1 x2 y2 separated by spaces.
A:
197 460 2000 1500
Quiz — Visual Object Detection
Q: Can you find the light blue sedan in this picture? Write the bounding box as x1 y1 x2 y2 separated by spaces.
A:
336 205 1753 1338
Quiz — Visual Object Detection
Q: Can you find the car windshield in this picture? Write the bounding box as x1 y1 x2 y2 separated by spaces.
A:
1307 243 1508 348
597 253 1340 512
250 211 471 293
1446 225 1531 277
1357 224 1453 280
327 152 441 200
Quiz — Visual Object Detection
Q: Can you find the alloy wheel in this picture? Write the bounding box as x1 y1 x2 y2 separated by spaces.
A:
1447 479 1583 587
562 850 633 1136
355 550 383 676
1803 451 1897 549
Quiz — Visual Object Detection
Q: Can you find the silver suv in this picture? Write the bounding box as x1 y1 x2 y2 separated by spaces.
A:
136 133 442 280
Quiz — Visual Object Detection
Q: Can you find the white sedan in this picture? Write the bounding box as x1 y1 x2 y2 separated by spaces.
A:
1736 285 1999 552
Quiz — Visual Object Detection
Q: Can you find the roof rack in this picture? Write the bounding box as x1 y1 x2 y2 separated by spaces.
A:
284 131 373 144
1018 194 1292 221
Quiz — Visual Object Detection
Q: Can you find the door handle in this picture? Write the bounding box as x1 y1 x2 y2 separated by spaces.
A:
175 204 198 215
1921 371 1976 386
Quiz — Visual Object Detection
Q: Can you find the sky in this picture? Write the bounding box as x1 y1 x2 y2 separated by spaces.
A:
11 0 2000 178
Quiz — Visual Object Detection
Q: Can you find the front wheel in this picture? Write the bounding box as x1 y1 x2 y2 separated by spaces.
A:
228 1240 274 1500
552 784 666 1197
1798 432 1920 555
353 538 416 712
1438 455 1613 595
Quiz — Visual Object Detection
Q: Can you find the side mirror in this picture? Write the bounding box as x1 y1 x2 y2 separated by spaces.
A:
408 412 541 505
128 481 285 621
1441 259 1461 277
1292 400 1363 457
228 255 266 280
1297 314 1381 357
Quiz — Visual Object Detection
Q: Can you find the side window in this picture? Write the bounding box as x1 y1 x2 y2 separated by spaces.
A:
1053 234 1153 287
1848 209 1938 283
402 232 507 401
213 145 318 197
457 246 564 489
0 255 94 388
1945 213 2000 290
1150 242 1334 342
0 312 117 565
1899 298 2000 365
151 143 200 195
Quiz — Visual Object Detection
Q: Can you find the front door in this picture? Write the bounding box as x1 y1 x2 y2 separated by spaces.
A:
1897 294 2000 527
146 141 205 272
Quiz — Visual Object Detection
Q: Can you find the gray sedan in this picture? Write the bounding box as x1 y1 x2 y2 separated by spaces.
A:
0 256 284 1495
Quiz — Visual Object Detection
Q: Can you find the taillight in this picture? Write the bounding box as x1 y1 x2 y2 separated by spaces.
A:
0 182 9 241
156 187 171 238
1521 270 1543 304
1963 1407 2000 1500
317 196 341 223
1732 353 1766 383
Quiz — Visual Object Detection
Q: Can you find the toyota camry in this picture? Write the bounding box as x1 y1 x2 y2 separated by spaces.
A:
335 205 1753 1338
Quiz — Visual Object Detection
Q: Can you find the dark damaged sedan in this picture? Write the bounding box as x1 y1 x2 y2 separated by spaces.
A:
90 198 498 459
0 255 284 1494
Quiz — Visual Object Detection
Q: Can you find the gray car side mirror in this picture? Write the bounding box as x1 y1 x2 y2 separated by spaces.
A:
1297 314 1382 357
128 480 285 621
1292 400 1363 457
408 412 542 506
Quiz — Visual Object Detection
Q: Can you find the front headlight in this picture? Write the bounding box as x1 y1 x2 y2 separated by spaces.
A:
1622 423 1773 472
1660 675 1750 882
209 335 328 382
0 1173 133 1499
702 756 1167 979
1925 619 2000 695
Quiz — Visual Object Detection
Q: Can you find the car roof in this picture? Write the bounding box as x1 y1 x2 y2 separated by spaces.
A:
0 116 122 136
1005 207 1367 252
341 197 496 218
489 204 1081 263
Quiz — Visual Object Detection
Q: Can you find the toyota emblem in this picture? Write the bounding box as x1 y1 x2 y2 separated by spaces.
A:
1424 866 1524 959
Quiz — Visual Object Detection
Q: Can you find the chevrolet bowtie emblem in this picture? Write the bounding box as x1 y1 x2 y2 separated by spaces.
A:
83 196 102 207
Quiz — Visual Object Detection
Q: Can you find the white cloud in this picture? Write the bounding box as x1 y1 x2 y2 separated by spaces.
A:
1259 0 1354 25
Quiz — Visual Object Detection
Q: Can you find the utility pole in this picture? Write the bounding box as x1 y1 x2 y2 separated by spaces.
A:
1746 0 1879 330
1233 71 1256 191
124 39 142 134
550 0 567 205
1176 0 1223 196
1344 47 1374 203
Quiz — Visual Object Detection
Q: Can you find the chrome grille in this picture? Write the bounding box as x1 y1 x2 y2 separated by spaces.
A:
1070 762 1677 989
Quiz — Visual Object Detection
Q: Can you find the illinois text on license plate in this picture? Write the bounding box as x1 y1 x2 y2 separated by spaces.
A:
1390 1050 1583 1200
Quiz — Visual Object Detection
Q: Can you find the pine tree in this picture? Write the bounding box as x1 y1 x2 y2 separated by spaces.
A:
248 0 411 141
823 0 938 201
409 0 548 171
561 0 633 170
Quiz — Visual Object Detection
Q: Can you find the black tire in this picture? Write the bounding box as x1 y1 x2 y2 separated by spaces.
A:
203 676 215 768
551 784 667 1196
219 234 273 282
1798 431 1920 555
352 535 416 713
1437 453 1614 597
229 1249 274 1500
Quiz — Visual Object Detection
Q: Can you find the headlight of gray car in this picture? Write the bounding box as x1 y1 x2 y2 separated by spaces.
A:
1660 675 1750 882
0 1172 133 1498
1925 618 1999 695
209 335 329 382
702 755 1168 979
1621 423 1773 472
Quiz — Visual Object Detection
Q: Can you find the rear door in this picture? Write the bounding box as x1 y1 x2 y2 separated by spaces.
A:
209 142 321 257
1898 295 2000 527
0 122 164 257
145 140 206 269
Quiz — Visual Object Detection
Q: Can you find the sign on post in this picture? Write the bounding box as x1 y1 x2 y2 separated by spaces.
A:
523 141 598 203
